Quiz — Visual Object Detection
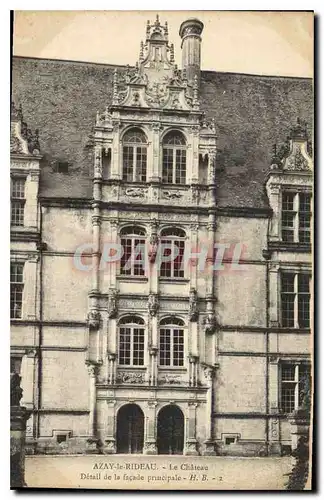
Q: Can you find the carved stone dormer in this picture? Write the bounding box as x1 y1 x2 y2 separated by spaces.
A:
11 101 41 157
270 119 312 173
266 119 313 244
105 15 202 112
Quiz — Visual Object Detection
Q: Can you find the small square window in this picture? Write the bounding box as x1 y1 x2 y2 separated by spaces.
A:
225 437 236 445
56 434 67 444
56 162 69 173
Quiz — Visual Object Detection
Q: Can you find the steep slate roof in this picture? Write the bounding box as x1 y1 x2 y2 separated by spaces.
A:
11 56 313 208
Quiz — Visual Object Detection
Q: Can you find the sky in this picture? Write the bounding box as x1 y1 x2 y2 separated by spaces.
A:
13 11 313 77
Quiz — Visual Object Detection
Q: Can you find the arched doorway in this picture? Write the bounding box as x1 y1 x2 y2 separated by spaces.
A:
157 405 184 455
116 404 144 454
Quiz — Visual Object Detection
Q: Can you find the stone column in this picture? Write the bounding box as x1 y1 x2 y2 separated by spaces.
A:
268 357 281 455
91 213 101 294
184 402 199 455
269 263 280 327
203 366 216 455
144 401 158 454
103 400 117 454
151 123 161 182
10 373 31 488
86 363 99 453
109 220 119 288
111 123 121 180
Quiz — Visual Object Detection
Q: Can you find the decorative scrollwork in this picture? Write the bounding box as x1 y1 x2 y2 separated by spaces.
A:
116 372 145 384
87 310 101 330
108 288 118 319
148 293 159 317
189 288 199 322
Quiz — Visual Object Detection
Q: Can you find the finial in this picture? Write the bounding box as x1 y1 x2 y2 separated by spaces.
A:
112 69 119 105
96 110 100 126
139 41 144 61
156 14 160 26
165 21 168 35
170 43 174 63
193 75 199 109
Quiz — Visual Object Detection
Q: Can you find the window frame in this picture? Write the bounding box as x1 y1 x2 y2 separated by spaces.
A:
280 270 311 328
118 316 145 367
162 131 187 185
11 177 26 227
281 190 312 244
159 317 185 368
119 226 147 277
10 262 25 319
279 362 311 414
122 129 148 183
159 227 186 279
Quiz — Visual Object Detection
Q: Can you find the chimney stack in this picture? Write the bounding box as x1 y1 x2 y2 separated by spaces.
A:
179 18 204 88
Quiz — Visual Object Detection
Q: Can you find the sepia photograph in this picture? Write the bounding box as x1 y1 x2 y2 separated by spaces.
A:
10 9 314 490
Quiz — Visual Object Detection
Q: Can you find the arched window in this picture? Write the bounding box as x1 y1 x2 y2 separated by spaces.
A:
118 316 145 366
120 226 146 277
162 131 186 184
159 317 184 367
160 227 186 278
122 128 147 182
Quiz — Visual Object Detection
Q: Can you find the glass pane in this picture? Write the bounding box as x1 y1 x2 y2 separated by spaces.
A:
281 294 295 327
123 146 134 181
298 274 310 293
119 327 131 365
281 364 295 381
123 129 147 144
133 328 144 366
281 273 295 293
281 384 296 413
159 328 171 366
136 147 147 182
298 295 310 328
282 192 295 211
175 149 186 184
299 193 311 213
162 149 174 184
12 179 25 199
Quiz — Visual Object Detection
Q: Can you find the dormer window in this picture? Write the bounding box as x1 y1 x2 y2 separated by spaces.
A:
122 129 147 182
162 131 186 184
281 191 312 243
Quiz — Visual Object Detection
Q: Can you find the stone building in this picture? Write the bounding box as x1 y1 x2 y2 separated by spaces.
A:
10 16 313 456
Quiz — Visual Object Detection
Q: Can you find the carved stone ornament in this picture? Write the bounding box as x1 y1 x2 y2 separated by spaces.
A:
125 187 148 199
108 288 118 319
162 190 183 200
204 312 218 335
284 142 311 171
148 293 159 317
158 374 182 385
148 226 159 263
94 150 102 177
87 310 101 330
11 101 41 156
116 372 145 384
189 288 199 322
10 373 23 406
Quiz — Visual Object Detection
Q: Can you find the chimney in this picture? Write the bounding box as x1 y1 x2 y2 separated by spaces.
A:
179 18 204 87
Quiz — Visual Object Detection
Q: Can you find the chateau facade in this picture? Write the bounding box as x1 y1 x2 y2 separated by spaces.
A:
11 16 313 456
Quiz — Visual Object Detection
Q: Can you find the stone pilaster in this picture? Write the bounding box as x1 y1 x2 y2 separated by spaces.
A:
184 402 199 455
143 401 158 454
103 400 117 454
202 365 216 455
86 363 100 453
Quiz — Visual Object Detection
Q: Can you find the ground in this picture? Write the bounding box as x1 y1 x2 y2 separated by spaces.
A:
25 454 295 490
